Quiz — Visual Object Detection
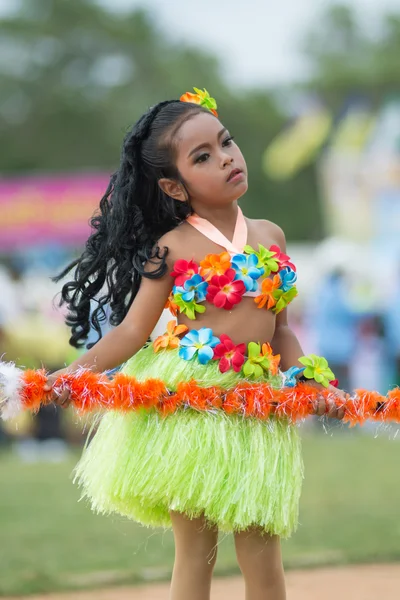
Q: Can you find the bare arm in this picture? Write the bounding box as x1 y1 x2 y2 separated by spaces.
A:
65 266 173 373
267 222 344 417
49 231 178 380
270 309 304 371
257 221 304 369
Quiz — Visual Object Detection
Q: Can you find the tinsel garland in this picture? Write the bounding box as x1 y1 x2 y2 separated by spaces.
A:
1 362 400 426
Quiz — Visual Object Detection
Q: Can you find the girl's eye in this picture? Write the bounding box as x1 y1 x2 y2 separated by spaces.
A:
223 136 235 147
195 153 210 164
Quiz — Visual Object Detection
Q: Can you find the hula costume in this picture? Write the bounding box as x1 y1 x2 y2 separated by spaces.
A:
74 207 304 537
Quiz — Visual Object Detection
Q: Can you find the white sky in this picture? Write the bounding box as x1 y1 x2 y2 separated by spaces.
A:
1 0 399 85
98 0 400 85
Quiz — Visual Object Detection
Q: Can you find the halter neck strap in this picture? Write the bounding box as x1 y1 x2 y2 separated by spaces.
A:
186 206 247 254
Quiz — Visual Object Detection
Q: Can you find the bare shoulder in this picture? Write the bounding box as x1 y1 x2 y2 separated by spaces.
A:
157 222 192 267
248 218 286 249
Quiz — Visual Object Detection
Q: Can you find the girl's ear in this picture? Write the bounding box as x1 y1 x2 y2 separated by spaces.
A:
158 178 188 202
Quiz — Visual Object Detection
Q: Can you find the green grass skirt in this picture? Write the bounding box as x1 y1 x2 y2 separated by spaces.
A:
74 345 304 537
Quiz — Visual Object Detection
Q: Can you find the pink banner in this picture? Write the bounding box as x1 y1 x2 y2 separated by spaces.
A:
0 173 111 250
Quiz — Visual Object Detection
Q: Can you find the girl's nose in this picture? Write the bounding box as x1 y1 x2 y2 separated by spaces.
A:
222 154 233 168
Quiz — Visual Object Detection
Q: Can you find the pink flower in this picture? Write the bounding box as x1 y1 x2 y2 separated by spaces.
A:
213 334 246 373
270 245 296 272
171 259 199 286
206 268 246 310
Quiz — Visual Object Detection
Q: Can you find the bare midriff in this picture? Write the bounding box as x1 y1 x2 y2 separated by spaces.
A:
177 297 276 346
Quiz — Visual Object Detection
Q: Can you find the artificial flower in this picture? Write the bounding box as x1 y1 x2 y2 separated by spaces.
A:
206 268 246 310
173 273 208 302
243 342 278 378
231 253 264 292
171 259 199 286
173 294 206 320
272 287 298 314
269 245 296 271
254 275 281 310
153 320 189 352
282 366 305 387
243 244 280 276
279 267 297 292
165 293 178 316
261 342 281 375
298 354 335 388
212 334 246 373
199 252 231 281
180 87 218 116
179 328 220 364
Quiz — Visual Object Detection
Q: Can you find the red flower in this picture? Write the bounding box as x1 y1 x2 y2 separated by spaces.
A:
171 259 199 286
206 268 246 310
213 334 246 373
270 245 296 272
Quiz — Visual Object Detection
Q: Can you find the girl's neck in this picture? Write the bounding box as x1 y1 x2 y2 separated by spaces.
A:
190 202 239 236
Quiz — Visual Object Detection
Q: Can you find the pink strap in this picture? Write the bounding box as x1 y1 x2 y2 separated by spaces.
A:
187 206 247 254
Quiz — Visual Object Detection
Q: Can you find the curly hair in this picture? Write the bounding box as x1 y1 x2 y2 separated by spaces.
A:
54 100 212 348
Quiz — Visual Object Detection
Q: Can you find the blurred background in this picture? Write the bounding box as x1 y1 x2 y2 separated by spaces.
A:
1 0 400 597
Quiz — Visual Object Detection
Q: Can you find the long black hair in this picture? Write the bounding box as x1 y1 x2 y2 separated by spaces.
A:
54 100 211 348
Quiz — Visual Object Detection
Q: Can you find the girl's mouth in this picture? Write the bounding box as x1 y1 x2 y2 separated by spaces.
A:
227 168 244 182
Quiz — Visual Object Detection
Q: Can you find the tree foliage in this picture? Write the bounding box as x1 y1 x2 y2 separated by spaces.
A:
1 1 399 240
303 4 400 110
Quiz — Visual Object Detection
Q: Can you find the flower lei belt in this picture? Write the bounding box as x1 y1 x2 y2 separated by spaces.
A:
1 361 400 426
167 244 298 320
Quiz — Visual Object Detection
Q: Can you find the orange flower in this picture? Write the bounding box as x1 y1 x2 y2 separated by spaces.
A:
255 275 281 309
261 343 281 375
199 252 231 281
165 293 179 316
153 320 188 352
180 87 218 116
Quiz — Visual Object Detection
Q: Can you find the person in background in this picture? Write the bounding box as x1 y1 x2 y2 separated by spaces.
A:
351 315 391 394
312 269 359 392
383 264 400 388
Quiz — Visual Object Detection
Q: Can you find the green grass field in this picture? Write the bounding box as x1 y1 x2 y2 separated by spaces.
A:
1 429 400 596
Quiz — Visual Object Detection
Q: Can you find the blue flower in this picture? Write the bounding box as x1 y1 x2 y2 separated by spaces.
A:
279 267 297 292
179 328 220 364
282 366 305 387
174 274 208 302
231 253 264 292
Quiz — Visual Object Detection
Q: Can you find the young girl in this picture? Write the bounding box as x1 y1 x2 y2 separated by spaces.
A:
43 89 343 600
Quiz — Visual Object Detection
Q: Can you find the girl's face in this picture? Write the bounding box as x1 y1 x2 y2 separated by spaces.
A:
173 112 248 208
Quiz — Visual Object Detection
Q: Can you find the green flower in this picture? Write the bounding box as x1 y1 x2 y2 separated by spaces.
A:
173 293 206 320
244 244 279 275
272 286 298 314
193 87 218 113
298 354 335 388
180 88 218 115
243 342 271 378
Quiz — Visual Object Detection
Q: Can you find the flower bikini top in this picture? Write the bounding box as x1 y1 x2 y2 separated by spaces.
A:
166 207 298 320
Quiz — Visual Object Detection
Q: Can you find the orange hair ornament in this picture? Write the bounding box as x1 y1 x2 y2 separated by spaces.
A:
180 87 218 116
